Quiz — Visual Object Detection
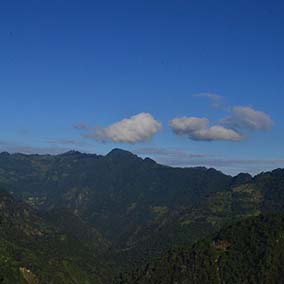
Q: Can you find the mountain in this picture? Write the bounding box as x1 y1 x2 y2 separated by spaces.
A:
0 188 111 284
0 150 232 260
0 149 284 282
116 214 284 284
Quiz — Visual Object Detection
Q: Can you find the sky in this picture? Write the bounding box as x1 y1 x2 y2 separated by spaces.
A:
1 0 284 175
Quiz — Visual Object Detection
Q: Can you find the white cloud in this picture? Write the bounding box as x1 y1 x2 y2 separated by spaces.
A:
170 116 242 141
222 106 273 131
194 125 242 141
170 117 208 135
86 113 161 144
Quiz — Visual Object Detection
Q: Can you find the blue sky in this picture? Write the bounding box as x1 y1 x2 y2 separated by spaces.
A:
1 0 284 175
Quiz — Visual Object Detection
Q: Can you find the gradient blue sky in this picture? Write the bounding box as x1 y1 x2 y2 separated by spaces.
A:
1 0 284 175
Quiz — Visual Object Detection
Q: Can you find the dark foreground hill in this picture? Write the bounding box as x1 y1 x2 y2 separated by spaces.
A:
0 189 110 284
116 214 284 284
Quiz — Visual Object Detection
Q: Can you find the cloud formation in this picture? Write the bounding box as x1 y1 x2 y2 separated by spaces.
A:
85 113 161 144
73 101 273 144
169 117 242 141
170 99 273 142
222 106 273 131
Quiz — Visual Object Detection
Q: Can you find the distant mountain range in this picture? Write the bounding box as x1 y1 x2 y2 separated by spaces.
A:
0 149 284 283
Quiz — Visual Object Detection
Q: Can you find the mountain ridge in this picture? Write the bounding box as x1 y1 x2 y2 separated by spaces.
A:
0 149 284 282
0 148 264 177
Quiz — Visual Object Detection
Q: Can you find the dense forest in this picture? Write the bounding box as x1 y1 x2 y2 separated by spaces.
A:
0 149 284 283
115 214 284 284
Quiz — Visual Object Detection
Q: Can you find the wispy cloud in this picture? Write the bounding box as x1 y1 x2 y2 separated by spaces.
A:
221 106 273 131
193 93 223 108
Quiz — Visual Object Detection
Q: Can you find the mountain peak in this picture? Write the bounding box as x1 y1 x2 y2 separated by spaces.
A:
106 148 137 159
0 151 10 156
59 150 84 157
232 173 253 186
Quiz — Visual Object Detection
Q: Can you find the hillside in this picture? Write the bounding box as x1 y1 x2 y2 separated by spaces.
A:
0 188 111 284
0 150 233 261
116 214 284 284
0 150 284 282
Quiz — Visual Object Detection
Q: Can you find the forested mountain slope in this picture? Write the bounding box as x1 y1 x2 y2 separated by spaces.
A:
0 189 111 284
0 149 284 282
116 214 284 284
0 150 233 259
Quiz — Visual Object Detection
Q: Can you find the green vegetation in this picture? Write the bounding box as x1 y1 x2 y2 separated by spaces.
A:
116 214 284 284
0 149 283 283
0 190 110 284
